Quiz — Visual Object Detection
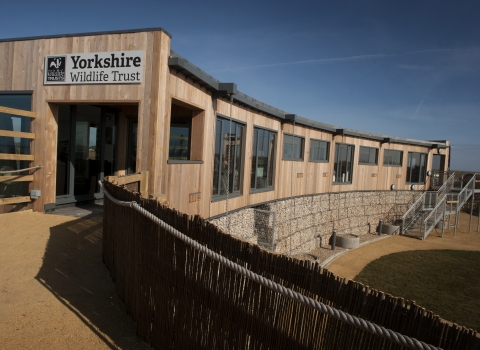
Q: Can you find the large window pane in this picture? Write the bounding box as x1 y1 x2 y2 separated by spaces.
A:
283 134 304 160
310 139 329 162
333 143 354 183
407 152 427 183
212 117 244 197
384 149 403 166
56 105 71 196
74 105 101 196
251 127 276 190
359 146 378 165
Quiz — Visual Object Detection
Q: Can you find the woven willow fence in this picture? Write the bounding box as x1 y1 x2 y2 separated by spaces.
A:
103 181 480 350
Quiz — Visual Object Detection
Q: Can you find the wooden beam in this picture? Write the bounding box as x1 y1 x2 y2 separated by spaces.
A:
0 175 34 183
0 153 34 161
0 130 35 139
0 196 31 205
0 106 36 118
112 173 143 185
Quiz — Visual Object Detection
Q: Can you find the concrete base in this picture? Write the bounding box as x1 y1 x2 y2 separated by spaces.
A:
336 234 360 249
381 224 400 235
435 220 447 229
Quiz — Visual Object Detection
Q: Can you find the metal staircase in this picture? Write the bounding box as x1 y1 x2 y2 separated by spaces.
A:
401 173 477 239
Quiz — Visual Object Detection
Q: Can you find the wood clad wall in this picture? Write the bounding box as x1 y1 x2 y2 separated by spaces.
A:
167 67 449 218
0 30 171 211
0 30 450 215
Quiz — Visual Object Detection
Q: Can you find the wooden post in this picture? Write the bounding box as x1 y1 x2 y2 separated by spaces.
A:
140 171 149 198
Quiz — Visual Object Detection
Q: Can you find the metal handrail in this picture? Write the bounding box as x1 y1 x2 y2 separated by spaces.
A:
456 174 476 208
421 174 476 239
401 172 456 235
436 171 455 199
0 165 42 174
401 193 426 234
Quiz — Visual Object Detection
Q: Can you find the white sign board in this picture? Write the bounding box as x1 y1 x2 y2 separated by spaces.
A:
44 50 144 85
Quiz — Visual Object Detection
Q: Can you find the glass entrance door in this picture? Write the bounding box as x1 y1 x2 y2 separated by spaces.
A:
126 117 138 175
56 104 117 204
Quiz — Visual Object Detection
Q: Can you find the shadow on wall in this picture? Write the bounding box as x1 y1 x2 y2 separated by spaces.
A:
35 213 150 350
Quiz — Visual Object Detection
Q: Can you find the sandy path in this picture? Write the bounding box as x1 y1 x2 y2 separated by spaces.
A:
1 209 479 349
327 212 480 280
0 211 150 350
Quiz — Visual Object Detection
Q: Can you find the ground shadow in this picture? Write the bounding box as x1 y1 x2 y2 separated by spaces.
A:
35 212 150 349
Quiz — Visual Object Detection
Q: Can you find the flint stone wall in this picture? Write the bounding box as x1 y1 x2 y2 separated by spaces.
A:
209 191 418 254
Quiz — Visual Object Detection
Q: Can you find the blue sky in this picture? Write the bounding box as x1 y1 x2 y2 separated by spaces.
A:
2 0 479 170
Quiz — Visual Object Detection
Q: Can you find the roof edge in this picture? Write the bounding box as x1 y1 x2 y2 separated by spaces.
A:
168 50 448 148
0 27 172 43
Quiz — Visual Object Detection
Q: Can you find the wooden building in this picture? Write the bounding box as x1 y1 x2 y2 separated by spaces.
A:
0 28 450 216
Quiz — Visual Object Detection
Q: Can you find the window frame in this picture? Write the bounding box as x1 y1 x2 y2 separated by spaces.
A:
383 149 403 167
250 126 277 193
406 151 428 184
282 133 305 161
309 139 330 163
333 143 355 185
211 115 245 201
358 146 378 165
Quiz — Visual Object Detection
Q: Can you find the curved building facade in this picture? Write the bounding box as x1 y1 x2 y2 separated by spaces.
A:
0 28 449 215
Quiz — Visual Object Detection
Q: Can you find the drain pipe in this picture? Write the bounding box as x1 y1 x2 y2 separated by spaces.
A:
378 220 383 236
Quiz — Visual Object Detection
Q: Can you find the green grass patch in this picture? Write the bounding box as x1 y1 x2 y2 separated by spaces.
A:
354 250 480 332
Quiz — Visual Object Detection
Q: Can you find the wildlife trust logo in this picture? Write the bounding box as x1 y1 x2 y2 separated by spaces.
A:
46 56 66 82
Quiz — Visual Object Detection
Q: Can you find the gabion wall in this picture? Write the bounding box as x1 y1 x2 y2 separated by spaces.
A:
209 191 418 254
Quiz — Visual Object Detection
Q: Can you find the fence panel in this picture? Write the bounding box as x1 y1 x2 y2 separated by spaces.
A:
102 180 480 350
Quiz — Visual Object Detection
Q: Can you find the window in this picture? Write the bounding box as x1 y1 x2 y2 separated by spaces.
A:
283 134 304 160
359 146 378 165
383 149 403 166
168 101 205 162
0 92 32 198
309 139 329 162
333 143 354 184
169 116 191 160
212 117 244 198
406 152 427 183
251 127 276 191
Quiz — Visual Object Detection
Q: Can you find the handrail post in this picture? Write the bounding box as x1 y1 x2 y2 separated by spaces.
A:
469 175 475 233
478 196 480 232
331 229 337 251
441 202 446 238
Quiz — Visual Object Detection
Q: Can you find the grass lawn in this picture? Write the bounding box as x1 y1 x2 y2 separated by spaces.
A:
354 250 480 332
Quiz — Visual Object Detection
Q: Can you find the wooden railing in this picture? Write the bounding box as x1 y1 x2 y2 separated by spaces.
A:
0 105 36 206
105 171 150 199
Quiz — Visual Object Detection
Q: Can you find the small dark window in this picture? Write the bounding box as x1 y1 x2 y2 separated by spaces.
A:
333 143 354 184
309 139 329 162
169 116 191 160
283 134 304 161
383 149 403 166
359 146 378 165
